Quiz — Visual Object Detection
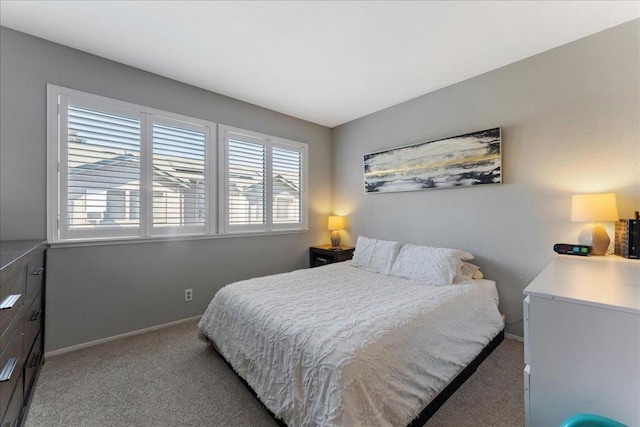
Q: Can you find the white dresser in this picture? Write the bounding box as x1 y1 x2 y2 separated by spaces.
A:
523 255 640 427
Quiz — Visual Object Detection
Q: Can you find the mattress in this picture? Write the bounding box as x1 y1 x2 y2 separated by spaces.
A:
197 261 504 427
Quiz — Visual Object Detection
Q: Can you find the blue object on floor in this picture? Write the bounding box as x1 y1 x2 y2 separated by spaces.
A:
560 413 627 427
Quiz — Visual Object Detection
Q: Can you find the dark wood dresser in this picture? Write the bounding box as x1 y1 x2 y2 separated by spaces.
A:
0 240 46 426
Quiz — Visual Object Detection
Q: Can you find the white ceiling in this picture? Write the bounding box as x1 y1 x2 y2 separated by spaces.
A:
1 1 638 127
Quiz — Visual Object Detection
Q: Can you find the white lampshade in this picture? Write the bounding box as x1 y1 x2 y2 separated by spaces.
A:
570 193 619 255
328 216 345 231
571 193 619 222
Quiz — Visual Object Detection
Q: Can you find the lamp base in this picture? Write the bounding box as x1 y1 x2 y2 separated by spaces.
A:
330 230 341 248
578 223 610 256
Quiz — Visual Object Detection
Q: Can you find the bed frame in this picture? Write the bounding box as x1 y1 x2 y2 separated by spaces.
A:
213 328 505 426
407 329 504 425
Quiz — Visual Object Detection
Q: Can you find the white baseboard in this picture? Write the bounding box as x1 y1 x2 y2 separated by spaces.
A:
505 332 524 342
44 315 202 359
46 316 523 358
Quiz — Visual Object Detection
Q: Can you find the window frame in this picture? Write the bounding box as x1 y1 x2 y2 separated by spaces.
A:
47 85 308 246
47 84 216 243
219 125 308 234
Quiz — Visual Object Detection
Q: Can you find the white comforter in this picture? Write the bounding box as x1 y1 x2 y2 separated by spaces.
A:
197 261 504 427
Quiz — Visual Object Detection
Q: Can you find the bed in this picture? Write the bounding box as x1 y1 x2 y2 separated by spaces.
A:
197 238 505 427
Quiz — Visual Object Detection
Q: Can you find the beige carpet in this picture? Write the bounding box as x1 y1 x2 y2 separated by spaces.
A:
26 319 524 427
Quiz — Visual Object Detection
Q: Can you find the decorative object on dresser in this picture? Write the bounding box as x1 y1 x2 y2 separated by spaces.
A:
327 215 345 248
523 255 639 426
570 193 619 255
614 219 639 259
363 127 501 193
309 244 354 268
0 240 47 426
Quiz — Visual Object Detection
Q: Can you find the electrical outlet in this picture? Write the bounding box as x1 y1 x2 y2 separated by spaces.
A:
184 289 193 302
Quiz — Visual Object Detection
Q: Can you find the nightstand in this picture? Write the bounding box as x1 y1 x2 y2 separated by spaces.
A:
309 245 355 268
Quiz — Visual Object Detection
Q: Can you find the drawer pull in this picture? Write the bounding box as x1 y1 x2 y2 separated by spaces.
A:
30 351 43 369
0 294 21 310
31 267 45 276
0 357 18 382
30 309 43 322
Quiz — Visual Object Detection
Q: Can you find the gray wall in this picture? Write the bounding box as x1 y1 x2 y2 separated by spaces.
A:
0 27 333 351
332 20 640 337
2 21 638 350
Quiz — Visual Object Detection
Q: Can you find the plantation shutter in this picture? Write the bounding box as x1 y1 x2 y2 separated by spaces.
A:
50 86 218 243
221 126 307 233
225 133 267 231
53 87 308 243
152 119 207 234
272 145 303 227
65 103 141 239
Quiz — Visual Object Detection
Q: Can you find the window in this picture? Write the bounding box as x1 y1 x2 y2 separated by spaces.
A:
66 105 141 234
48 85 308 244
48 85 215 242
273 147 303 224
220 125 307 233
152 121 206 230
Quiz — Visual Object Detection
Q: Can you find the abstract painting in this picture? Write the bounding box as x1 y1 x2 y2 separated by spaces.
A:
364 127 501 193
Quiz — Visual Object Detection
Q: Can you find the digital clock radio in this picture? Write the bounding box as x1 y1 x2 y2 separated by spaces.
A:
553 243 591 256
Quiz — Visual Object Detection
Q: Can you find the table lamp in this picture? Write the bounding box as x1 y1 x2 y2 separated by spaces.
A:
328 216 345 248
571 193 619 255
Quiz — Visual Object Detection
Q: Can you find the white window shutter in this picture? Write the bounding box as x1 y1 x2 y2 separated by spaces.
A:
226 135 267 231
272 146 303 226
49 85 217 243
221 126 307 233
66 104 142 238
49 85 308 244
152 120 207 235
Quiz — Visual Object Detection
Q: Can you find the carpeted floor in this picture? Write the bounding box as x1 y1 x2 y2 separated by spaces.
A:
25 319 524 427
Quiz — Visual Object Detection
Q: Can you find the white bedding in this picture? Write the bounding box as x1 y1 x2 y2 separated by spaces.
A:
197 261 504 427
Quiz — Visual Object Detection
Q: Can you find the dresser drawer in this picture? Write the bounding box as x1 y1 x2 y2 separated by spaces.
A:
23 332 42 402
0 241 47 426
25 251 45 309
23 292 42 355
1 371 23 427
0 269 25 337
0 324 24 419
0 307 23 360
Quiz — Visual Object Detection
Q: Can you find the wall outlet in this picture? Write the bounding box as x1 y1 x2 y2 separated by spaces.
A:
184 289 193 302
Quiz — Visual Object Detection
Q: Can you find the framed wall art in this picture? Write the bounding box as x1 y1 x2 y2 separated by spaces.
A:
364 127 501 193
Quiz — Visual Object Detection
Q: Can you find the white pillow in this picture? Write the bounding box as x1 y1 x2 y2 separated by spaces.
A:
390 244 474 286
352 236 402 275
352 235 376 268
369 238 403 274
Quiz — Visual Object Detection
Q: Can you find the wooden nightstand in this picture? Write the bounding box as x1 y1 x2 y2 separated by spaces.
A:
309 245 355 268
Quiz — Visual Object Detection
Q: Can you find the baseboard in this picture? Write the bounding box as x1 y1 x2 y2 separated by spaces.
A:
44 315 202 359
46 318 523 357
505 332 524 342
